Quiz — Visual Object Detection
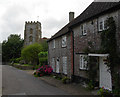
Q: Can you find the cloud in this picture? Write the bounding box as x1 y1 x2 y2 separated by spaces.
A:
0 0 93 42
0 4 29 41
42 17 68 37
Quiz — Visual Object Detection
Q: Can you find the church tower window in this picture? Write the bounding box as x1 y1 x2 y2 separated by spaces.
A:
29 36 33 42
30 28 33 34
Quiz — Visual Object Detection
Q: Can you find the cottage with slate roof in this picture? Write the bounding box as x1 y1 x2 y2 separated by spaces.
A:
48 1 120 91
48 12 75 78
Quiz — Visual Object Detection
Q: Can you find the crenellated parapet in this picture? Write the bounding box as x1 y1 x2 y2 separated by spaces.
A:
25 21 41 25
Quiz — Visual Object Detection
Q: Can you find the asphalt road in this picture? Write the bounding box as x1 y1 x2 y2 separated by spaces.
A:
2 65 69 95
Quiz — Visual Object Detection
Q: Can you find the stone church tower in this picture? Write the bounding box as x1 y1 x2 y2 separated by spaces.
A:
24 21 42 46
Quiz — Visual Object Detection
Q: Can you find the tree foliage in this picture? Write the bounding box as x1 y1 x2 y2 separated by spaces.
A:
40 39 48 52
38 51 48 66
21 43 43 65
2 34 24 62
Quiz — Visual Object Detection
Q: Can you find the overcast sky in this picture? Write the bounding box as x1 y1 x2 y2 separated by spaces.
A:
0 0 95 42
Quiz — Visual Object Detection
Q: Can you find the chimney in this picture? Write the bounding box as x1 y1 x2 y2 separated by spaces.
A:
69 12 74 22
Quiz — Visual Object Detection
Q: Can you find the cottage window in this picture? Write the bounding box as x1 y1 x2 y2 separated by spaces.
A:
99 21 103 31
53 40 55 48
99 19 108 31
62 57 67 74
62 36 67 47
104 20 108 30
52 58 55 72
80 55 88 70
81 24 87 36
56 58 59 73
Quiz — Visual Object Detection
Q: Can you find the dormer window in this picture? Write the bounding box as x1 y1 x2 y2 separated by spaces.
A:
62 36 67 47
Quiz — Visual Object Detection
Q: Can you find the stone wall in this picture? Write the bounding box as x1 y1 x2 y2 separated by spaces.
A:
24 21 42 46
73 10 120 79
48 33 72 77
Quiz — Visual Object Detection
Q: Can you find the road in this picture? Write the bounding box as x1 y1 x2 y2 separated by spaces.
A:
2 65 69 95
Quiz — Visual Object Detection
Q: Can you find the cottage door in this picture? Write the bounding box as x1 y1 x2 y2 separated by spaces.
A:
56 58 59 73
99 56 112 91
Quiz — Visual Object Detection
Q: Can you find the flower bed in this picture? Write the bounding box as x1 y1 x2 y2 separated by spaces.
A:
34 65 53 77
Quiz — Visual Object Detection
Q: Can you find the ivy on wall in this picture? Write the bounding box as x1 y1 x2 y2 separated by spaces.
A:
83 17 120 94
100 17 120 95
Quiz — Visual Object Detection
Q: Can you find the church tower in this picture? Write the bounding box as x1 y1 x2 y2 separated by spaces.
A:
24 21 42 46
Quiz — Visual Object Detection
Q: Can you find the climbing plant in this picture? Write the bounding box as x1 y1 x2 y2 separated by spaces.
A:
83 17 120 93
100 17 120 95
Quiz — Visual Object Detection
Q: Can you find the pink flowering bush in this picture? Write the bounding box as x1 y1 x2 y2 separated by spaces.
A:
34 65 53 77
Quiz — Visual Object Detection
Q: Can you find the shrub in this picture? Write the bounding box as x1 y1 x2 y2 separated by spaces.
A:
16 57 23 63
34 65 41 70
62 77 70 84
97 87 112 96
34 65 53 77
38 52 48 66
87 80 94 90
10 58 17 63
21 43 43 65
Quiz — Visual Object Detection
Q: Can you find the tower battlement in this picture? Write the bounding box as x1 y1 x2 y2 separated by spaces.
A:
25 21 41 25
24 21 42 46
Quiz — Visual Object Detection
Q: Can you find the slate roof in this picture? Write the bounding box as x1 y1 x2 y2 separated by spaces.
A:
48 2 120 42
48 23 70 42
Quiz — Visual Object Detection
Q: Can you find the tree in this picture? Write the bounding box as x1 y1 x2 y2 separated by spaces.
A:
40 38 48 52
38 51 48 66
21 43 43 65
2 34 24 62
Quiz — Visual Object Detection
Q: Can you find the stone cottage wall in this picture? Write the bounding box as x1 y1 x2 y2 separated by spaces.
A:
73 10 119 79
48 33 72 77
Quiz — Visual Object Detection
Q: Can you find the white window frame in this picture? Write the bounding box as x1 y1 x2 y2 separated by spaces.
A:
99 19 108 31
99 21 104 31
104 20 108 30
62 36 67 47
62 57 67 74
53 40 55 48
52 58 55 72
56 58 59 73
80 55 88 70
81 24 87 36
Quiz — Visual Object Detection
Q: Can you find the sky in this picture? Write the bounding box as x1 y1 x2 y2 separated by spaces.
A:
0 0 95 42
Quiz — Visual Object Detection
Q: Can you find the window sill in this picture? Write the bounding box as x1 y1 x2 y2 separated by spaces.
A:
61 46 67 48
79 69 88 71
81 34 87 36
62 73 67 76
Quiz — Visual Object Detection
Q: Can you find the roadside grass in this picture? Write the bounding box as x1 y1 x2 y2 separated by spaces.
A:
21 64 32 66
14 63 32 66
14 63 20 65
